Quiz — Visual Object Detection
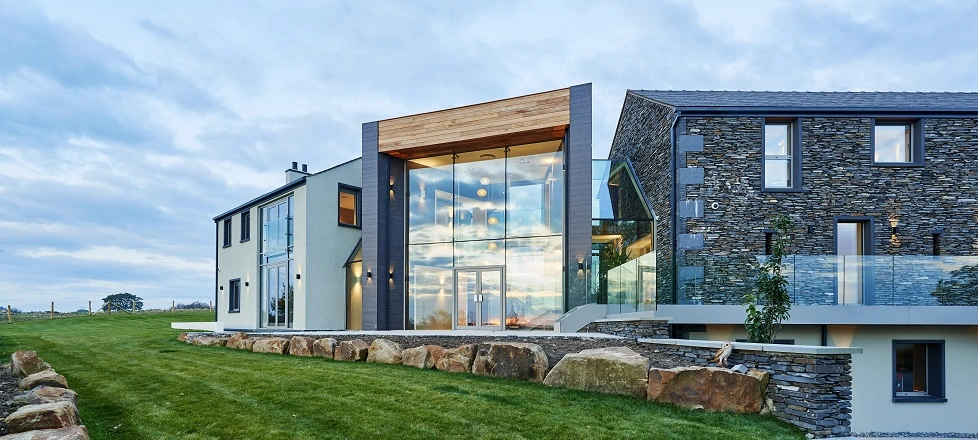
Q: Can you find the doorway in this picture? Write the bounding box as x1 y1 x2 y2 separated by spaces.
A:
454 267 504 330
836 219 873 305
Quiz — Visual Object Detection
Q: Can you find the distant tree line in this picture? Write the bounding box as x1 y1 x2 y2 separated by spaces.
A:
175 301 210 310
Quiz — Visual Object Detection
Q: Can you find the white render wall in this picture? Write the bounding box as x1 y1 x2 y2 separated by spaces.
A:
215 206 260 330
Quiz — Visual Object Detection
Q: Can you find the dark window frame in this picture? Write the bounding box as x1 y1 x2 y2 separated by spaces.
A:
240 211 251 243
872 118 925 167
761 118 804 192
338 183 362 229
892 339 945 403
222 218 232 248
228 278 241 313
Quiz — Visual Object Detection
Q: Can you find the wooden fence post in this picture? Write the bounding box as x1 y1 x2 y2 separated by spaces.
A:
172 301 175 313
6 305 11 324
108 302 111 315
132 301 136 314
50 302 54 320
209 300 213 312
88 301 92 316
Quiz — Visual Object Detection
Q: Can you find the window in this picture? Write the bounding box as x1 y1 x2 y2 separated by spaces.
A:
222 218 232 248
228 279 240 313
893 340 945 402
338 184 360 228
873 119 924 166
763 120 801 190
240 211 251 242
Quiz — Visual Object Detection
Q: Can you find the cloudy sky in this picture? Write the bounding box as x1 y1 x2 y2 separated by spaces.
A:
2 0 977 311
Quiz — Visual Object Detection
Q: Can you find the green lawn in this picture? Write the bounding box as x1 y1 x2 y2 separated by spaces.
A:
0 312 804 439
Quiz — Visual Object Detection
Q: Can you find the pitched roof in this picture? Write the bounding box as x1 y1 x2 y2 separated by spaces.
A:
630 90 978 112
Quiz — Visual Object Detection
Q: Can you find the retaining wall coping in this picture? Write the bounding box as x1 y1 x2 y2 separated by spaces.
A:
639 338 863 355
593 317 672 323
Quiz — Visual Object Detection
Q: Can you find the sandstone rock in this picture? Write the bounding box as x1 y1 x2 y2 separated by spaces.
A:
334 339 369 362
192 336 228 347
366 339 403 365
251 337 290 354
434 344 476 373
647 366 766 413
401 346 435 369
19 370 68 390
3 401 80 433
10 351 51 378
312 338 338 359
289 337 317 357
472 342 548 382
177 333 189 342
0 425 89 440
543 347 649 398
226 332 255 350
425 345 446 365
22 387 78 406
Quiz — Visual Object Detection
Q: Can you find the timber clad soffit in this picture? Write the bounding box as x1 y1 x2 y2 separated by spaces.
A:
377 88 571 156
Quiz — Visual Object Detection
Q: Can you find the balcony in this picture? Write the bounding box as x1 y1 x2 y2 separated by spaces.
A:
678 255 978 307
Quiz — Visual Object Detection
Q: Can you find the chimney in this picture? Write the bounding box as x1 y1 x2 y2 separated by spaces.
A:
301 164 308 173
286 161 311 184
291 161 298 170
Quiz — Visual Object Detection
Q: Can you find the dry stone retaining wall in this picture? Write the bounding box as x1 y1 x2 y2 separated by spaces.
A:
580 319 671 339
2 351 88 440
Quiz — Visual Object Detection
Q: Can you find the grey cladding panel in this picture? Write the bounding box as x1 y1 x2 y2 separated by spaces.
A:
678 266 705 282
678 134 704 152
678 200 703 218
678 233 703 250
678 167 704 185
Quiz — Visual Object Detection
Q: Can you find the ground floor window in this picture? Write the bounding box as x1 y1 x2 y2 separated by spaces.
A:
893 340 945 402
228 279 240 313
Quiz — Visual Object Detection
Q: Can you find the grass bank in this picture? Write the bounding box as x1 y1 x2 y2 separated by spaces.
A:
0 312 803 439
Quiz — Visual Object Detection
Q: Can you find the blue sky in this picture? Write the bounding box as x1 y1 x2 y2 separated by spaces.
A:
2 0 977 311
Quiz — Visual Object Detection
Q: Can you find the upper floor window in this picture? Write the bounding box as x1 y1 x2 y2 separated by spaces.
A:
338 184 361 228
763 120 801 191
262 196 293 257
222 218 232 248
873 119 924 166
240 211 251 242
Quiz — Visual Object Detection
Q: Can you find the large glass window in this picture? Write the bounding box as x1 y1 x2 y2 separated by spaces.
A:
406 141 564 330
261 196 294 328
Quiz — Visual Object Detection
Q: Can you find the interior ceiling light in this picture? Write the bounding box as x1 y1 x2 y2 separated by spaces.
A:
480 177 490 185
487 216 498 225
477 188 488 197
480 154 496 160
487 242 498 250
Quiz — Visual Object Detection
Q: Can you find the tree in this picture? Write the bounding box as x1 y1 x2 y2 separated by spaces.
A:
744 214 794 343
102 293 144 312
176 301 209 310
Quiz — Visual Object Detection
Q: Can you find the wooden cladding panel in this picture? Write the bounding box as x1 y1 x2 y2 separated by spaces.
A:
378 88 570 154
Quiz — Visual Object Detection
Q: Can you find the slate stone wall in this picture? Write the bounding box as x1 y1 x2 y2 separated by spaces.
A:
579 319 671 339
609 93 676 304
651 343 853 438
672 116 978 305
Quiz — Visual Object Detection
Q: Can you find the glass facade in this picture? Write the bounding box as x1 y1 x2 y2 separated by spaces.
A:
261 196 294 327
590 160 656 313
407 140 564 330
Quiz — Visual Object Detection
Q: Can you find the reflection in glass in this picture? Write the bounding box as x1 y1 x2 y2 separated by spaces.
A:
408 243 453 330
764 123 791 188
874 124 911 163
506 237 562 330
408 155 454 244
261 196 294 328
836 222 864 304
455 149 506 242
456 270 478 327
481 270 502 327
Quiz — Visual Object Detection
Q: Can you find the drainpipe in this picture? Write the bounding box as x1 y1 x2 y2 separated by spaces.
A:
214 221 219 323
669 111 681 305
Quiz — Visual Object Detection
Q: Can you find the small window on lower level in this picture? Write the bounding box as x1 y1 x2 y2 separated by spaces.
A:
893 340 945 402
228 279 241 313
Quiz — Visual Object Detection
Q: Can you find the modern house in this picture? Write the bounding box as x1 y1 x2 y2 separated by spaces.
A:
608 90 978 434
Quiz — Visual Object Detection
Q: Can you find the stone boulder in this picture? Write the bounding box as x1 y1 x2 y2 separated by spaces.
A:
425 345 446 365
10 351 51 378
334 339 369 362
434 344 476 373
543 347 650 398
3 401 81 433
472 342 549 382
401 346 435 369
289 337 317 357
192 336 228 347
18 386 78 406
19 370 68 391
0 425 89 440
226 332 255 350
647 366 766 413
251 337 290 355
312 338 338 359
366 339 403 365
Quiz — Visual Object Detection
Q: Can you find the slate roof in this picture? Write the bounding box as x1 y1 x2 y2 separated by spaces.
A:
630 90 978 112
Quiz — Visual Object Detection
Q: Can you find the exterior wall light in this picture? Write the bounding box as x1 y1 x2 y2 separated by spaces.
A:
295 274 301 280
245 281 249 287
889 219 899 235
807 225 815 235
366 270 372 280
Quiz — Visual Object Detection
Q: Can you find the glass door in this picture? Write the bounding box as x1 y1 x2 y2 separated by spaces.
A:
836 221 869 305
454 267 503 330
264 261 293 327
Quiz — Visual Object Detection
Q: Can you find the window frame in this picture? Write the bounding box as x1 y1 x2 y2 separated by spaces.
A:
337 183 362 229
872 118 924 167
761 118 803 192
222 218 232 248
240 210 251 243
228 278 241 313
892 339 946 403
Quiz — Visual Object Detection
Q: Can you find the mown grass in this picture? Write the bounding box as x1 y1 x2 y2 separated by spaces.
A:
0 312 804 439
